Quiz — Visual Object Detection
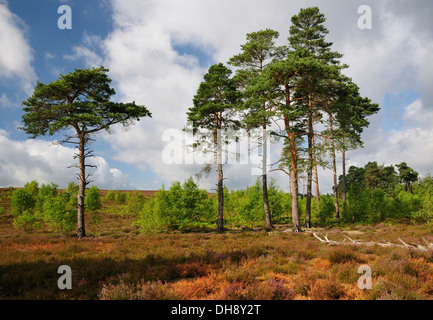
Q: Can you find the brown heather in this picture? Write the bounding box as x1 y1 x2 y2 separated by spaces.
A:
1 188 433 300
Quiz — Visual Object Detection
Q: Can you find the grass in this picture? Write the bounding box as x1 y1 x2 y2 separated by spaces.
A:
1 188 433 300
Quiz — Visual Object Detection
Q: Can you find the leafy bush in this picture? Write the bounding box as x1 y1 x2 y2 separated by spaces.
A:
85 186 102 212
114 191 129 204
237 180 264 224
316 194 335 224
35 183 58 212
85 186 102 236
11 189 36 217
342 182 369 223
121 191 147 217
12 209 43 230
24 181 39 197
105 190 115 201
43 192 77 236
136 177 215 233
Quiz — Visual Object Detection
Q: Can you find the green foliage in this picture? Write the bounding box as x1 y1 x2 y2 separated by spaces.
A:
341 183 369 223
121 191 146 217
11 189 36 217
12 210 43 230
11 182 76 235
85 186 102 237
136 178 215 233
105 190 115 201
115 191 128 204
268 180 291 223
339 162 418 196
316 195 335 224
85 186 102 212
411 176 433 230
396 162 419 192
24 181 39 197
368 188 388 224
43 192 76 236
21 66 151 139
35 183 58 212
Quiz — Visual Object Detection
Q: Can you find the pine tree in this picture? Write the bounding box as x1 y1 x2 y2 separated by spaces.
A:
228 29 283 229
21 67 151 238
288 7 345 227
187 63 241 232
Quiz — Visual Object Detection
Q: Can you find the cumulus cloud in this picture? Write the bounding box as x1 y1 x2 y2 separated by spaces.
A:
0 0 36 94
348 98 433 177
54 0 433 192
0 130 131 189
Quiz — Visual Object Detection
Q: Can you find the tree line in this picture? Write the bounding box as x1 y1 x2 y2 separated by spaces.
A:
186 7 379 233
16 7 426 237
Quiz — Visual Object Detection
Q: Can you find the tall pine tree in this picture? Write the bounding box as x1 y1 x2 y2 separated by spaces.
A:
187 63 241 232
288 7 345 227
228 29 283 229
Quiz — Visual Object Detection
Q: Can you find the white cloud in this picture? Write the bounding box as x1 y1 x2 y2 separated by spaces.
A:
64 32 105 67
0 130 132 189
56 0 433 192
348 98 433 177
0 0 36 94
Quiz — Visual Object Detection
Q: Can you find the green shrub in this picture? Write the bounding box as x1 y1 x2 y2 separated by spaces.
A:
316 194 335 224
35 183 58 212
85 186 102 236
12 209 43 230
11 189 36 217
42 192 76 236
121 193 145 217
136 177 215 233
85 186 102 212
105 190 115 201
342 183 369 223
24 181 39 197
115 191 128 204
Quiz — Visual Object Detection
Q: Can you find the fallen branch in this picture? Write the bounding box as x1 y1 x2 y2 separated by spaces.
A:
313 233 433 252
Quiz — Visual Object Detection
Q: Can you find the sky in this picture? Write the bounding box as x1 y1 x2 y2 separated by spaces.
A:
0 0 432 193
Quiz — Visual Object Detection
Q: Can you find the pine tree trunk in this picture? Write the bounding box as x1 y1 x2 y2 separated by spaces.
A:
77 133 86 239
305 93 313 228
284 85 302 232
329 113 340 223
262 126 272 229
312 135 320 207
331 142 340 222
217 128 224 233
341 136 347 202
289 135 301 232
286 123 301 232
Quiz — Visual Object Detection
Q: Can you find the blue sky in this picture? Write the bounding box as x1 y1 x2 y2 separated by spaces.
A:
0 0 432 192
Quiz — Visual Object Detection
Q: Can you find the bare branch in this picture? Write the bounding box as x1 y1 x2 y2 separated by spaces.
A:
313 233 432 251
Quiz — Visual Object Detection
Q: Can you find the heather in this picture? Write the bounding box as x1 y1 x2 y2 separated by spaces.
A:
1 186 433 300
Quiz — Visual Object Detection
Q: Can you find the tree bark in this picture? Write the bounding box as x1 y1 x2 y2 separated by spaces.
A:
341 135 347 202
328 113 340 223
284 85 302 232
305 93 313 228
77 132 86 239
289 133 302 232
262 126 272 229
216 127 224 233
312 135 320 207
